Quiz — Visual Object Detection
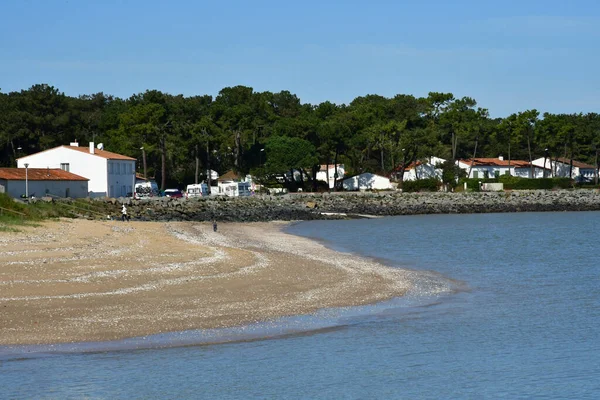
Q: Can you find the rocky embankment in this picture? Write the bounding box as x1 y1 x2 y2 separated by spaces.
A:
64 190 600 222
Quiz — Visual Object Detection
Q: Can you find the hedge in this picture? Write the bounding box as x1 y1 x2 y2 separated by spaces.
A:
402 178 441 192
460 176 573 191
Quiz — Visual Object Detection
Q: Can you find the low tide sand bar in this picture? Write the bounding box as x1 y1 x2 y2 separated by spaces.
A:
0 219 423 345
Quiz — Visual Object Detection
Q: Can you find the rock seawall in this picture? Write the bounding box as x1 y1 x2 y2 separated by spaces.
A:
74 190 600 222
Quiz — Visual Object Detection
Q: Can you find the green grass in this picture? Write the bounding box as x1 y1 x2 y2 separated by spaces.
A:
0 192 86 231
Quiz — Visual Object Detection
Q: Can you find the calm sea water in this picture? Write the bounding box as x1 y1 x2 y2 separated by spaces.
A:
1 212 599 399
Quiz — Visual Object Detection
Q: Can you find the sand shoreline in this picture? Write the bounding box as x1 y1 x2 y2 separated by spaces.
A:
0 219 421 346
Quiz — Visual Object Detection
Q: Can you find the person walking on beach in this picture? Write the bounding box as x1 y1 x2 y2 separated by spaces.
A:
212 220 217 232
121 204 128 222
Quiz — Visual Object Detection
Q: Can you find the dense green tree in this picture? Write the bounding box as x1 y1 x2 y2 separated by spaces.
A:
2 84 599 189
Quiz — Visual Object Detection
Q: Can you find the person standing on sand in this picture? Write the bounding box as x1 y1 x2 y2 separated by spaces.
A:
121 204 128 222
213 220 217 232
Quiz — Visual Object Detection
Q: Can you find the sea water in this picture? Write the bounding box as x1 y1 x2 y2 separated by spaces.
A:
1 212 599 399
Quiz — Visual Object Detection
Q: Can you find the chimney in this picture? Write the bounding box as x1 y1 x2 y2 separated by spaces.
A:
498 155 504 161
89 142 95 154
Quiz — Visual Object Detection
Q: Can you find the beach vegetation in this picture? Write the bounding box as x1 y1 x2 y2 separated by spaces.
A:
0 193 104 230
402 178 441 192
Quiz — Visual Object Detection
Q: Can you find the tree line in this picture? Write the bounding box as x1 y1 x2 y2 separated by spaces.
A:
1 84 599 190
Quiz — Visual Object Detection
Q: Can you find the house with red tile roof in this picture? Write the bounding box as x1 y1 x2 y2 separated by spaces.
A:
532 157 598 181
316 164 345 189
16 142 135 198
458 156 547 179
0 168 88 199
390 156 446 182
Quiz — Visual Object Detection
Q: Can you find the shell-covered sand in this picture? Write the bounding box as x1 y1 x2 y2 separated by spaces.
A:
0 219 420 345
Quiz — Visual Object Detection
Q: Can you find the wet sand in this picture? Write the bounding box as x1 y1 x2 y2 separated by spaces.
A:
0 219 414 345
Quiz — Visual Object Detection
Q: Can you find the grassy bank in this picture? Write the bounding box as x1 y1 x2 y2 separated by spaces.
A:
0 193 109 232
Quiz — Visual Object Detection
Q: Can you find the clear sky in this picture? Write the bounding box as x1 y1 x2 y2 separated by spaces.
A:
1 0 599 117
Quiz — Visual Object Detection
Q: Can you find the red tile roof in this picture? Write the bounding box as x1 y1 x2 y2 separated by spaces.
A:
460 158 531 167
0 168 89 181
391 161 421 172
554 157 596 169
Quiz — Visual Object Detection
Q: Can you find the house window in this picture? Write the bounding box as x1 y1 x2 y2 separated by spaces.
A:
60 163 70 172
128 164 132 174
109 164 113 174
110 185 114 197
473 171 479 179
494 171 500 178
121 164 125 175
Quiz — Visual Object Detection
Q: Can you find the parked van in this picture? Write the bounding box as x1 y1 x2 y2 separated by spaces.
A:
219 181 252 197
186 183 209 198
134 180 159 199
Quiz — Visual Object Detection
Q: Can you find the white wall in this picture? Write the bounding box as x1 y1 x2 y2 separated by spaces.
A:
18 146 135 197
343 173 392 191
397 157 445 182
532 157 597 180
403 164 442 181
316 165 345 188
107 160 135 197
18 147 107 195
216 182 251 197
458 162 517 179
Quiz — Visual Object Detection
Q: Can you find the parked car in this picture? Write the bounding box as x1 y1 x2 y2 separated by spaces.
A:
163 189 184 198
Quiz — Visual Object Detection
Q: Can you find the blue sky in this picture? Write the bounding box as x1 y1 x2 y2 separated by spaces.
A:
1 0 599 117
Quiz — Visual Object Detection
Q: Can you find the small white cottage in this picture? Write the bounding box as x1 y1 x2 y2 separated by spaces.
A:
342 173 392 191
532 157 597 181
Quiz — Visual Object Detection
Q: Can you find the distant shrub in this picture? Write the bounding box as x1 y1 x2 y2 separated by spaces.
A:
501 177 571 190
402 178 441 192
459 178 498 191
459 176 573 191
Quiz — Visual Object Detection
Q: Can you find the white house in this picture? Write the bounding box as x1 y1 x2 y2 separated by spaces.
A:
316 164 345 188
16 142 136 198
400 156 446 181
0 168 89 199
343 173 392 191
532 157 597 181
457 157 545 179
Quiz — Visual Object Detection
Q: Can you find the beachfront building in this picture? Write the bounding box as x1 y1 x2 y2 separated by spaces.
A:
532 157 597 181
0 168 89 199
342 173 392 191
457 157 545 179
316 164 345 189
392 156 446 182
16 142 136 198
215 170 252 197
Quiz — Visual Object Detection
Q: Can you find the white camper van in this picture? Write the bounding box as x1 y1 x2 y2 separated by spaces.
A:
134 180 159 199
219 181 252 197
186 183 209 198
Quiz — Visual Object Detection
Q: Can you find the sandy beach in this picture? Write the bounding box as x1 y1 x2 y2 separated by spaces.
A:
0 219 415 345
